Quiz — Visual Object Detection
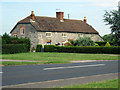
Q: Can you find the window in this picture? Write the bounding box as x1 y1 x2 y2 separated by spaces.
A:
62 33 67 37
14 35 17 38
46 32 52 37
13 33 17 38
47 42 51 45
20 27 25 35
46 40 51 45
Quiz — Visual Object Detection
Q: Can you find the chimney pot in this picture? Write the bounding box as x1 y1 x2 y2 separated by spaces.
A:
56 11 64 21
31 11 35 21
84 16 87 23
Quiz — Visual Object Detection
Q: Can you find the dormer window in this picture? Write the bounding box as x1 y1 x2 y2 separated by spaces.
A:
20 26 25 35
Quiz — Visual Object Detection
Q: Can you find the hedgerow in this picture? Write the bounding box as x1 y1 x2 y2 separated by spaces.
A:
44 45 120 54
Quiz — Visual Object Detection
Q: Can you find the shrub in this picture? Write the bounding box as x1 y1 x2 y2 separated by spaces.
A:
102 34 117 46
44 45 55 52
10 37 31 51
2 33 11 44
64 42 72 46
95 41 106 46
105 42 111 47
95 43 99 46
31 47 36 52
36 44 42 52
2 44 28 54
2 33 31 51
68 39 74 45
74 37 95 46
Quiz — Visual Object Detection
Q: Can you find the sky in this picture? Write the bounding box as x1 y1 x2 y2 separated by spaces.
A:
0 0 119 36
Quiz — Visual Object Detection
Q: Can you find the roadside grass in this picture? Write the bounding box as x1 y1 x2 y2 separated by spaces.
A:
1 52 119 66
60 79 119 88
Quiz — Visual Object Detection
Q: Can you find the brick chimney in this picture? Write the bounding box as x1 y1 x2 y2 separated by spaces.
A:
30 11 35 21
56 11 64 21
83 16 87 23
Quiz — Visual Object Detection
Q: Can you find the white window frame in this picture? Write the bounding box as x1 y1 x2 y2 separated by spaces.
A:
46 32 52 37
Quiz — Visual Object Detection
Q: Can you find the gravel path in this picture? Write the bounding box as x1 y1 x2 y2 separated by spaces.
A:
1 59 116 63
70 60 115 63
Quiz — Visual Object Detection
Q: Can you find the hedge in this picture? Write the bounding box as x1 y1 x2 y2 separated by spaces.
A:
36 44 42 52
44 45 56 52
44 45 120 54
2 44 29 54
2 33 31 51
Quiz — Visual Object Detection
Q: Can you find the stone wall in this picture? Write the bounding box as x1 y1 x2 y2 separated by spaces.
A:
11 23 39 48
38 32 103 46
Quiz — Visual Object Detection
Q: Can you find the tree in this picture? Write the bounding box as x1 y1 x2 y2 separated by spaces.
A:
74 37 95 46
104 7 120 46
102 34 116 45
2 33 11 44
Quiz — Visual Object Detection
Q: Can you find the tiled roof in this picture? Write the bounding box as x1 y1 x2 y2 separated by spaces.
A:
17 15 98 34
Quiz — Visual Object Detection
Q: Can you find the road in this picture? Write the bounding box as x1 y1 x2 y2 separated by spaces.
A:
2 60 119 87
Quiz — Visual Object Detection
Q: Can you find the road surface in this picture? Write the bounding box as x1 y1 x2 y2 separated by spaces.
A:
2 60 119 87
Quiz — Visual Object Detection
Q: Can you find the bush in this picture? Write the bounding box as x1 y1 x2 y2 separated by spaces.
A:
2 33 31 51
105 42 111 47
10 37 31 51
2 33 11 44
95 41 106 46
44 46 120 54
64 42 72 46
74 37 95 46
44 45 56 52
95 43 99 46
36 44 42 52
2 44 28 54
102 34 117 45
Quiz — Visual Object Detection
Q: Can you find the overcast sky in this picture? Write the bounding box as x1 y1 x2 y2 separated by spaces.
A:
0 0 119 36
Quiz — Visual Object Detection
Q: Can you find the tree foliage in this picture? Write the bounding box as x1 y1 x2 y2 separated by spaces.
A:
2 33 11 44
104 8 120 46
2 33 31 51
74 37 95 46
102 34 116 45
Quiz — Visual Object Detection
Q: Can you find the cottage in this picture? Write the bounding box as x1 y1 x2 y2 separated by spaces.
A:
10 11 103 47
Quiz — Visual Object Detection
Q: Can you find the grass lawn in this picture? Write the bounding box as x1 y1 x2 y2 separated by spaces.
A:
1 52 119 66
60 79 119 88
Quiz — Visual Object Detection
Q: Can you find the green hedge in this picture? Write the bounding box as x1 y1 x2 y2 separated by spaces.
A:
55 46 120 54
36 44 42 52
2 44 29 54
44 45 120 54
44 45 56 52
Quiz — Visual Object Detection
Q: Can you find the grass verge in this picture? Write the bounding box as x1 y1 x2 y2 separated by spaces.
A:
1 52 119 66
60 79 119 88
